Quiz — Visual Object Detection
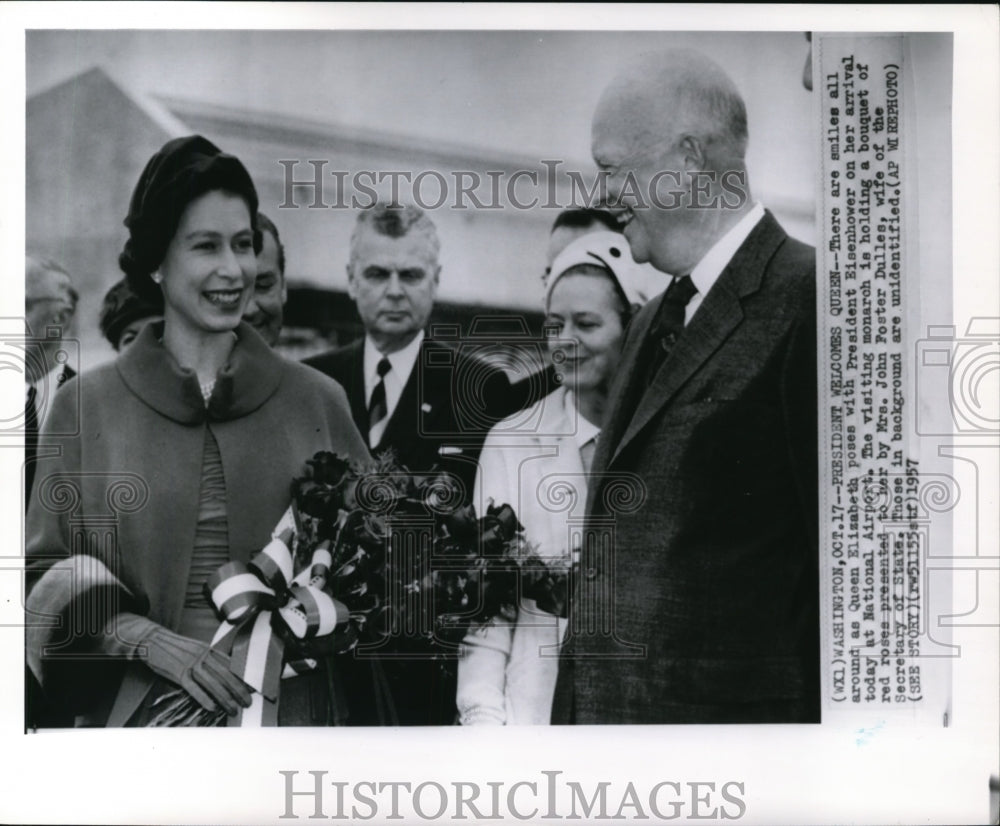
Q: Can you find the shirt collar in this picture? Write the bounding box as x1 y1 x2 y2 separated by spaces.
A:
687 201 765 297
564 388 601 449
364 330 425 385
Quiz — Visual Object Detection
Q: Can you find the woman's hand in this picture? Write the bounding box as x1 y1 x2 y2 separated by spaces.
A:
141 626 253 715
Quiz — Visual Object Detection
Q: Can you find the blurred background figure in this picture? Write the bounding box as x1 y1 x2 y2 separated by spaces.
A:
24 254 78 508
244 211 287 346
98 278 164 352
545 208 621 276
306 202 540 727
24 253 78 730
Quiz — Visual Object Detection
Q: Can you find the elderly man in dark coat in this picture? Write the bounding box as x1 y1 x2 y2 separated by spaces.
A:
552 49 820 725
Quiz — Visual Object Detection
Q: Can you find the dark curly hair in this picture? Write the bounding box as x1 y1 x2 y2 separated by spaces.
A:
98 278 164 350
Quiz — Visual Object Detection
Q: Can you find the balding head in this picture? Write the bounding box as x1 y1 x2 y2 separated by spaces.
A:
592 49 753 275
595 49 748 171
25 254 77 382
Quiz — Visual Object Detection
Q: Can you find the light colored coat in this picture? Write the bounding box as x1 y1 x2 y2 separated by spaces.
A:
457 386 591 725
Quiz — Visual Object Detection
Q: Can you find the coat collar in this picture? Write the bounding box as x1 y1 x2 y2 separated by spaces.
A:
533 385 580 441
605 210 789 468
116 320 284 424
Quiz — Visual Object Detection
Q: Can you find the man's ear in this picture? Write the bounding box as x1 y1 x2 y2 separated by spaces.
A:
678 135 707 171
345 264 357 300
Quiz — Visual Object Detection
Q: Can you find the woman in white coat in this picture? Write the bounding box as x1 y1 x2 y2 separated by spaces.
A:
457 232 664 725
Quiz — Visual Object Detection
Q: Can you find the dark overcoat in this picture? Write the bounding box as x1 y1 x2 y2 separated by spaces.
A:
551 212 821 724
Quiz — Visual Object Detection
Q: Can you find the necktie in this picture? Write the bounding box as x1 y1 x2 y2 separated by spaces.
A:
25 385 39 508
644 275 697 386
367 357 392 446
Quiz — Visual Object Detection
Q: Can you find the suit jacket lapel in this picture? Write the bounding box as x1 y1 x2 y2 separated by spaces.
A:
608 211 788 467
346 341 369 436
584 306 657 514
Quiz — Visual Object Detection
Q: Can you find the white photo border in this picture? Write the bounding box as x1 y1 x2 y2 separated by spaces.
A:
1 4 997 825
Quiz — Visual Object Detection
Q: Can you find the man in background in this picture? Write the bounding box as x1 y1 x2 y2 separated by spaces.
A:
306 202 518 502
24 253 77 730
244 212 287 347
24 254 77 509
305 202 530 725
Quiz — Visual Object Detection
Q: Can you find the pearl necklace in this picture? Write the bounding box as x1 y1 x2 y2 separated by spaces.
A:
158 330 236 406
200 379 216 403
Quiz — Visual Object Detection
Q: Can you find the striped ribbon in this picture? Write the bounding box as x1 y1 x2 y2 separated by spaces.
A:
202 504 349 726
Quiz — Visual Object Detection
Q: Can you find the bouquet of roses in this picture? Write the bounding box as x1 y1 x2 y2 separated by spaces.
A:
149 451 570 726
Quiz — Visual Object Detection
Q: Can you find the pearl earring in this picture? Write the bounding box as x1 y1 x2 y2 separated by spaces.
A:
151 272 162 284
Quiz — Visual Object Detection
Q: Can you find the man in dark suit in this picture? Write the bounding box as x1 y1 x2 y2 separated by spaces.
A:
306 202 531 724
305 202 518 500
24 254 78 510
24 253 77 730
552 49 820 724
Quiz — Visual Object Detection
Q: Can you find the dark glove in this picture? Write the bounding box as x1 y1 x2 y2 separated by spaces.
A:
140 626 253 716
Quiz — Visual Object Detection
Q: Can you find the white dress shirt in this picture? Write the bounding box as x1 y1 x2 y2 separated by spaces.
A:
684 201 765 325
364 330 424 447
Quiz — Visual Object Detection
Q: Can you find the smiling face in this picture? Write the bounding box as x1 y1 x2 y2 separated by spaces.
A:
244 227 286 346
545 268 626 395
591 96 695 276
347 227 440 353
592 51 751 278
156 190 256 338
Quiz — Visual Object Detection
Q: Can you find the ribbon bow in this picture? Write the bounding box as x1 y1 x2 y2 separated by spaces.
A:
202 505 349 726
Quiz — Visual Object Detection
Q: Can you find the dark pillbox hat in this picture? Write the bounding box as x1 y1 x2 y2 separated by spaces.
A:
119 135 260 300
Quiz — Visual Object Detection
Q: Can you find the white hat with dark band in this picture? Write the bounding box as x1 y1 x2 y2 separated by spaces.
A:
544 231 669 310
